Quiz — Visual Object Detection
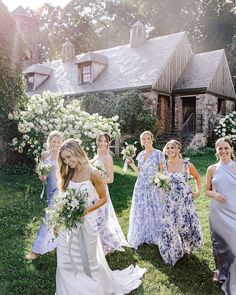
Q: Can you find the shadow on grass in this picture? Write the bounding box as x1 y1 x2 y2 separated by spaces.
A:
136 244 223 295
0 174 56 295
110 161 137 215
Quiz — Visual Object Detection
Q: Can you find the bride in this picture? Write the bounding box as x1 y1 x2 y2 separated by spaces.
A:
56 138 146 295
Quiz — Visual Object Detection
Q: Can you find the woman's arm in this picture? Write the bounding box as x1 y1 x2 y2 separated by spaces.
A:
127 157 140 174
86 169 107 214
103 154 114 184
205 165 226 203
189 162 201 198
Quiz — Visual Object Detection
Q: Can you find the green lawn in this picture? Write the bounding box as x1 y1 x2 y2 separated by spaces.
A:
0 151 223 295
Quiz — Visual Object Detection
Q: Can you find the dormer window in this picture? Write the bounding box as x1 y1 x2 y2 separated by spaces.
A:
75 52 108 85
23 64 52 91
82 64 91 83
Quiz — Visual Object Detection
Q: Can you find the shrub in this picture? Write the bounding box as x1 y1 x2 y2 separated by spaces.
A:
8 91 120 161
80 90 156 134
214 111 236 145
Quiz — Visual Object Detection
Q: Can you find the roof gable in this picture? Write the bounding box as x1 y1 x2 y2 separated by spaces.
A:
174 49 236 99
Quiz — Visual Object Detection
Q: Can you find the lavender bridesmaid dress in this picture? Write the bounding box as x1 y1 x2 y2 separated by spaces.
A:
210 160 236 295
32 157 58 254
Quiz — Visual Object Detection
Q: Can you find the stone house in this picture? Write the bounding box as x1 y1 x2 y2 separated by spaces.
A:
14 7 236 148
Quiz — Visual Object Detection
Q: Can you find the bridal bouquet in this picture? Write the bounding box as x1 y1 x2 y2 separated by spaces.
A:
93 161 107 178
150 172 170 191
36 161 53 198
121 142 137 173
45 188 89 230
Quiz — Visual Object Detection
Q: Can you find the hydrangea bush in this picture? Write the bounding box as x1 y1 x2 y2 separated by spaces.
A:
8 91 120 161
214 111 236 144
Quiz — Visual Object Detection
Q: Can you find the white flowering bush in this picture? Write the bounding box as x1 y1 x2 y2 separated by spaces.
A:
8 91 120 161
214 111 236 144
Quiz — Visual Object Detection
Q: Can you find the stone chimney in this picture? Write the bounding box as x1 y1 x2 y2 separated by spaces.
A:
62 40 75 62
130 21 146 48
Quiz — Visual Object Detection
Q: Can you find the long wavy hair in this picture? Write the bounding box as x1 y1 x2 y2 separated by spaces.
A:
96 132 111 151
215 137 235 161
163 139 182 158
57 139 89 191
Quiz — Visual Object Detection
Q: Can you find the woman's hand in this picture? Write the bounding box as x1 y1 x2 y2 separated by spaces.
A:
126 157 134 165
39 175 47 182
214 192 226 203
192 191 200 198
53 226 59 237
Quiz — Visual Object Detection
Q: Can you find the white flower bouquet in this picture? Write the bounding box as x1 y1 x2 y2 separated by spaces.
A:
93 162 107 178
36 161 53 177
150 172 170 191
36 161 53 198
121 142 137 173
45 188 89 230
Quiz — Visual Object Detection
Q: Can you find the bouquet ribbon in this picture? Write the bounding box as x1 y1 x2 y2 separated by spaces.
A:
40 181 47 199
67 224 94 280
123 158 128 174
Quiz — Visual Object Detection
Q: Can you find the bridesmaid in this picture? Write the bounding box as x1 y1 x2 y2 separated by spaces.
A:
127 130 166 248
158 140 203 266
25 130 63 260
91 132 130 254
206 137 236 294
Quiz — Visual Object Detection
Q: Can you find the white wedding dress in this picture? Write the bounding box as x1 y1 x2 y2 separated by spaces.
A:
56 180 146 295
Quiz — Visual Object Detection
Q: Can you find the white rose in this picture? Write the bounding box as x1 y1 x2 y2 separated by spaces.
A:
8 113 14 120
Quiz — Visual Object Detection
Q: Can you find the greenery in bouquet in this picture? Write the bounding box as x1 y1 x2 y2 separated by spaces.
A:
45 188 89 230
150 172 170 191
36 161 53 198
92 162 107 178
121 142 137 160
36 161 53 177
121 142 137 173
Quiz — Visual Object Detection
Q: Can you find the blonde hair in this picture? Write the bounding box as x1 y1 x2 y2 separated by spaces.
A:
163 140 182 158
140 131 154 147
57 138 89 191
47 131 63 150
215 137 235 161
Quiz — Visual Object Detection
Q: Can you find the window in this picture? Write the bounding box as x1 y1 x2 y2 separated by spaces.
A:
82 65 91 83
26 74 34 91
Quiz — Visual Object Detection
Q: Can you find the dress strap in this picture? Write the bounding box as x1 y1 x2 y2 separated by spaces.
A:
183 159 189 180
220 161 236 180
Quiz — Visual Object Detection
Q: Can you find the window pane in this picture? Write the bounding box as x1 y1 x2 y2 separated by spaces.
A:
82 65 91 82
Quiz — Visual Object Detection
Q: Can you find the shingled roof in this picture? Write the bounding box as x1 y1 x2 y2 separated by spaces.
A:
174 49 236 99
27 32 186 96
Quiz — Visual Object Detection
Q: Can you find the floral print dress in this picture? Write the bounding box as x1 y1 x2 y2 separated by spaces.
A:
128 149 165 249
158 160 203 266
93 157 130 255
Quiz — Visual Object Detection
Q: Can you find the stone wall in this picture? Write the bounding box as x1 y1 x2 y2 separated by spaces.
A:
187 133 208 150
174 96 182 130
142 91 158 116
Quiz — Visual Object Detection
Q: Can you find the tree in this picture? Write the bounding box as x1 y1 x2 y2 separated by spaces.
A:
0 2 25 138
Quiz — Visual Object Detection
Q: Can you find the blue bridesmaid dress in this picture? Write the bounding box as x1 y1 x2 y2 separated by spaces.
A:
32 157 58 254
158 160 203 266
127 149 165 248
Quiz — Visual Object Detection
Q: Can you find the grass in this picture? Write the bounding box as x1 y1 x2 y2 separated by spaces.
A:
0 150 223 295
